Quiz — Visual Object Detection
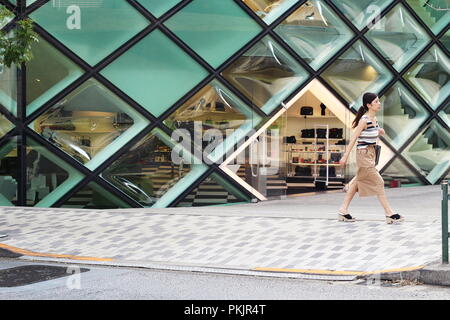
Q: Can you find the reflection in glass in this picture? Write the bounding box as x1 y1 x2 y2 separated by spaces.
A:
402 120 450 184
381 157 423 187
379 83 430 149
406 0 450 35
331 0 394 30
102 128 208 208
61 182 130 209
27 35 84 116
438 103 450 128
404 45 449 110
0 63 17 116
222 36 309 115
175 172 252 207
31 0 150 65
0 139 18 205
441 29 450 53
0 113 14 139
164 80 263 164
365 4 431 72
26 138 84 207
275 0 354 70
242 0 299 24
101 30 208 118
137 0 182 17
322 40 393 106
31 79 149 170
165 0 262 68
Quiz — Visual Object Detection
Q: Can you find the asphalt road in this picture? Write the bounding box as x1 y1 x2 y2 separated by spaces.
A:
1 259 450 301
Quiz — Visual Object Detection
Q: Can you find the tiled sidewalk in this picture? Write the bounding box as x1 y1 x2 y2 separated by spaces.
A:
0 206 441 274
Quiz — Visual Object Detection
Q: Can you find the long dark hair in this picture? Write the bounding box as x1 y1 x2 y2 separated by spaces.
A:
352 92 378 128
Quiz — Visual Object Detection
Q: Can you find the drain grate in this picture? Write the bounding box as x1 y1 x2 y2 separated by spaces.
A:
0 265 89 287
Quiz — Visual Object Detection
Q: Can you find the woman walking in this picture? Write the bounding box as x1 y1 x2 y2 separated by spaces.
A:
338 92 404 224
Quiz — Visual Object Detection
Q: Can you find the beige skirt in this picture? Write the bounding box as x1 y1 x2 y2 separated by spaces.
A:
352 145 385 197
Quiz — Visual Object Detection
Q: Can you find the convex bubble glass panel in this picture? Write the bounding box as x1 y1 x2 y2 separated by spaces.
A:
402 120 450 184
441 29 450 53
137 0 183 17
0 138 18 206
331 0 395 30
379 83 430 149
222 36 309 115
175 172 252 207
381 157 423 187
275 0 354 71
27 35 84 116
31 0 150 65
102 128 208 208
30 79 149 170
439 103 450 128
365 4 431 72
404 44 449 110
322 40 393 107
406 0 450 35
26 138 84 207
163 80 263 164
165 0 262 68
242 0 299 25
0 63 17 117
101 29 208 118
0 113 14 139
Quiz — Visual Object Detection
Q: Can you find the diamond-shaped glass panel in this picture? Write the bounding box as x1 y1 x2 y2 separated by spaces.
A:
365 4 431 72
137 0 182 17
438 102 450 127
441 29 450 53
404 44 449 110
175 172 252 207
381 157 423 187
275 0 354 71
322 40 393 107
242 0 299 25
402 120 450 184
0 113 14 139
379 83 430 149
26 138 84 207
101 29 208 118
163 79 263 164
61 182 131 209
27 35 84 116
102 128 208 208
0 6 14 28
165 0 262 68
406 0 450 35
331 0 394 30
222 36 309 115
31 0 150 65
30 79 149 170
0 138 18 205
0 63 17 116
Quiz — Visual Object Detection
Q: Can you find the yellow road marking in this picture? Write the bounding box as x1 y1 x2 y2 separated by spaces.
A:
0 243 113 262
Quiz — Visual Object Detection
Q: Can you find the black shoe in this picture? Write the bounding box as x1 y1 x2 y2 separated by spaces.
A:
338 213 355 222
386 214 404 224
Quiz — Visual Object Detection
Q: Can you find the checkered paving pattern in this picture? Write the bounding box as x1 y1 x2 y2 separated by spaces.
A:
0 207 441 273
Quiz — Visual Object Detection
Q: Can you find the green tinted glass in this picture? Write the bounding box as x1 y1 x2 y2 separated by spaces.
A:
242 0 299 24
31 0 150 65
406 0 450 35
165 0 262 68
379 83 430 149
0 139 18 205
163 79 263 164
441 29 450 53
365 4 431 72
438 103 450 128
0 63 17 116
381 157 423 187
404 45 449 110
101 29 208 118
222 36 309 114
102 128 208 208
275 0 354 70
27 35 84 116
0 113 14 139
322 40 393 107
331 0 394 30
61 182 130 209
175 172 252 207
137 0 182 17
26 138 84 207
402 120 450 184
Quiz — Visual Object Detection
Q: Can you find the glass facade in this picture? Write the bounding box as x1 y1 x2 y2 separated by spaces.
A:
0 0 448 209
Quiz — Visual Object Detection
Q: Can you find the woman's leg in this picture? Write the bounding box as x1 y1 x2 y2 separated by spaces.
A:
339 180 358 214
377 194 395 216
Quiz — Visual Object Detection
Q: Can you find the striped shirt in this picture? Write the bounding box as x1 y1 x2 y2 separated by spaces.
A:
357 115 380 149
